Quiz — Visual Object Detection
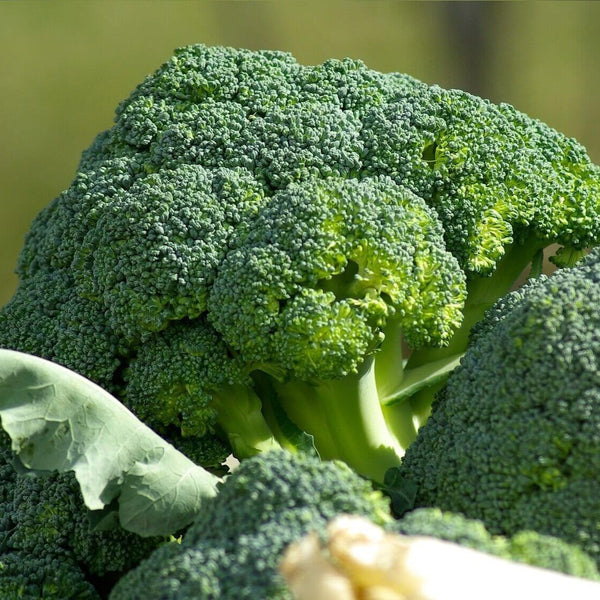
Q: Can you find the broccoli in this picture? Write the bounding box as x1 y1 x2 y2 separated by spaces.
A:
2 44 600 481
109 449 392 599
0 431 164 598
398 247 600 566
0 552 100 600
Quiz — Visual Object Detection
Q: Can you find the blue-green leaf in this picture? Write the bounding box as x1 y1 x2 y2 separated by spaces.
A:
0 349 220 537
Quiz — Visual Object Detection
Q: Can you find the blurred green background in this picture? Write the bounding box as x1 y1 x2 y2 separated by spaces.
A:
1 1 599 306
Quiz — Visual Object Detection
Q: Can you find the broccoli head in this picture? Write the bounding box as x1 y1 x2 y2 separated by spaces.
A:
399 247 600 565
2 44 600 481
0 552 101 600
109 449 392 600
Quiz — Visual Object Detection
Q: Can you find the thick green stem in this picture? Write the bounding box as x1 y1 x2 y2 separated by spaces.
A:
211 384 280 459
274 356 405 482
373 316 408 400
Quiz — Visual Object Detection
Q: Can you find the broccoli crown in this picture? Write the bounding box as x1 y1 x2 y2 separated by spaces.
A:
0 551 101 600
390 507 600 580
209 175 466 381
399 248 600 564
3 44 600 477
0 433 163 598
110 449 392 600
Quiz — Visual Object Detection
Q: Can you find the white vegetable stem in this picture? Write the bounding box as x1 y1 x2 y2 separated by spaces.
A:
280 516 600 600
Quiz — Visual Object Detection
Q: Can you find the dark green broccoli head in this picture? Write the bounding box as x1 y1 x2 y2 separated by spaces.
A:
110 449 392 600
399 248 600 564
0 551 101 600
3 43 600 478
0 433 163 597
0 271 122 392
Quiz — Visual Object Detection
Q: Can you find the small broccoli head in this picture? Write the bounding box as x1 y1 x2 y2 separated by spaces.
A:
123 316 277 463
209 176 466 382
111 450 392 600
0 551 101 600
0 271 122 392
399 248 600 564
124 317 242 438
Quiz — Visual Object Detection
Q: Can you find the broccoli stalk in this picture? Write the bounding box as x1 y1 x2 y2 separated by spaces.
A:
211 383 281 458
273 356 407 482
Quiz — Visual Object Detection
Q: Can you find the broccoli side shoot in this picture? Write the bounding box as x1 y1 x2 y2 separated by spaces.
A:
110 450 392 600
399 247 600 566
208 175 466 479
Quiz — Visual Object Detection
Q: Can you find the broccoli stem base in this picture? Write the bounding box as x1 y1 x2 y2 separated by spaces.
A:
273 356 406 483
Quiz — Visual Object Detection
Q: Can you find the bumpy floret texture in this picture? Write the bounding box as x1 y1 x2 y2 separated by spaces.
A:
2 44 600 468
124 317 246 438
399 248 600 565
208 175 466 381
0 552 100 600
110 450 392 600
391 508 600 580
0 433 163 597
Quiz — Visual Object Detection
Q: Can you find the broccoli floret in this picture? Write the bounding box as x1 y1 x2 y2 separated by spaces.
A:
399 247 600 566
2 44 600 482
124 317 279 460
0 551 101 600
0 432 163 598
110 449 392 600
391 508 600 580
0 271 122 393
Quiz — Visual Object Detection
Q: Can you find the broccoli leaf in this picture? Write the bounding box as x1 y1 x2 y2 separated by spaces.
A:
0 349 220 537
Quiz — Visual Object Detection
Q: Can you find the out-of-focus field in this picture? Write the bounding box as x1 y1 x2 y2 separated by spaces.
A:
1 1 599 306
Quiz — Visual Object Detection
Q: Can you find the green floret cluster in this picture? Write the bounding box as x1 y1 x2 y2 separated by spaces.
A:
399 247 600 566
110 450 392 600
2 43 600 485
0 432 163 598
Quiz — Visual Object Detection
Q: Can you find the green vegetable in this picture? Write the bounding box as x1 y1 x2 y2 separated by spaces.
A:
399 247 600 566
2 44 600 483
0 431 161 599
109 449 392 600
